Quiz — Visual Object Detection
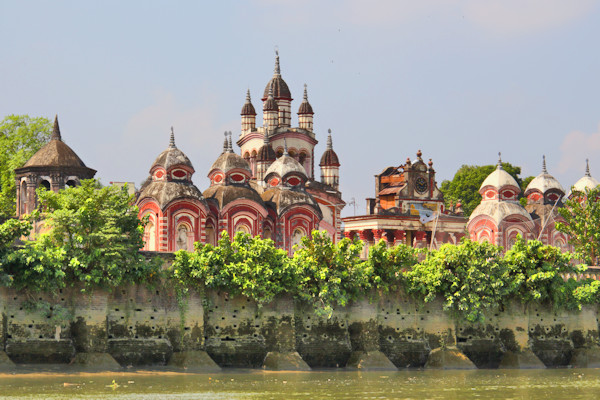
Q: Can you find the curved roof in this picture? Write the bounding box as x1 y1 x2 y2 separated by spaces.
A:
319 133 339 167
298 84 313 114
150 129 194 172
480 165 519 192
241 89 256 116
262 52 292 100
469 200 533 227
24 116 90 169
261 187 321 217
257 141 276 162
525 173 565 196
203 184 265 209
265 153 306 179
572 175 599 193
138 180 205 210
209 151 251 175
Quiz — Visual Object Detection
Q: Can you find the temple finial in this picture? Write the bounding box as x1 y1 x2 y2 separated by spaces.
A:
283 138 288 156
274 49 281 76
542 155 547 174
497 152 503 169
327 129 332 150
303 83 308 101
586 158 591 177
51 114 61 141
246 88 252 103
227 131 233 152
169 126 176 148
268 82 274 99
223 131 228 153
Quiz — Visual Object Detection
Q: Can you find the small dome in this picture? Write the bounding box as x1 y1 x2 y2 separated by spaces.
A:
209 151 251 175
257 137 276 162
150 129 194 172
571 159 599 193
241 89 256 116
203 184 265 209
298 84 313 115
263 85 278 111
525 157 564 196
265 153 306 179
319 132 339 167
480 156 519 192
261 186 321 217
469 200 532 227
24 116 90 169
262 52 292 100
138 181 205 210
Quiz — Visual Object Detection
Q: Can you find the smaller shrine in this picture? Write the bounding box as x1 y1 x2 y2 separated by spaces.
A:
342 150 467 251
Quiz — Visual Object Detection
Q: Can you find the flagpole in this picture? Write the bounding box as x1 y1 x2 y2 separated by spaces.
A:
429 212 439 251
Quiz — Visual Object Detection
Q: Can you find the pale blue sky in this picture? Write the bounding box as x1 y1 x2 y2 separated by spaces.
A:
1 1 599 216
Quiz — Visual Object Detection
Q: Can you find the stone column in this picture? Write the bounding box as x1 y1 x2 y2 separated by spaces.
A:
373 229 385 244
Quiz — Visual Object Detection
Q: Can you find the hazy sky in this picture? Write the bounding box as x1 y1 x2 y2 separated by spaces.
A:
2 1 599 217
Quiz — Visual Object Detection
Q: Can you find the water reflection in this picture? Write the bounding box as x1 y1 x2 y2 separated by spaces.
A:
0 368 599 399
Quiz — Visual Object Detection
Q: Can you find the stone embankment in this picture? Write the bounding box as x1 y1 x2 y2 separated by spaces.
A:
1 287 599 371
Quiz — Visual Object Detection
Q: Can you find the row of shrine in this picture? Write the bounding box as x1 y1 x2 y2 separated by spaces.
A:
12 53 598 254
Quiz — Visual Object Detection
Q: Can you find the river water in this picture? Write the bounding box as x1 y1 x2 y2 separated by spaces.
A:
1 368 599 399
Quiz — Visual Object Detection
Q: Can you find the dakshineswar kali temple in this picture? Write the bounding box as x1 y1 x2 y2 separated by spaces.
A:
13 53 599 254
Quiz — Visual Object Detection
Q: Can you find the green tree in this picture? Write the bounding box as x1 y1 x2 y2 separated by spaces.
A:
292 231 370 316
0 115 52 219
6 179 160 291
556 187 600 265
366 240 418 293
171 231 296 304
440 163 529 217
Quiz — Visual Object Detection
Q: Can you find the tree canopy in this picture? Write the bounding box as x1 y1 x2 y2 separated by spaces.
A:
440 163 533 217
0 115 52 219
557 187 600 265
3 179 160 291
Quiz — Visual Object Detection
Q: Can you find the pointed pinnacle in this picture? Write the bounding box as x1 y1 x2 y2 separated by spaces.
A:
228 131 233 152
497 152 503 169
274 49 281 76
586 158 591 177
283 138 289 156
223 131 228 153
303 84 308 101
169 126 176 148
327 129 333 150
51 114 61 141
246 88 252 103
542 155 547 174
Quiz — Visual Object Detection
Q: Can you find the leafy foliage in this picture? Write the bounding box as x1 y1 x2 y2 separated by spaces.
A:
171 231 296 304
557 187 600 264
366 239 419 293
503 237 581 308
404 239 511 322
440 163 527 217
5 179 160 291
292 231 371 315
0 115 52 219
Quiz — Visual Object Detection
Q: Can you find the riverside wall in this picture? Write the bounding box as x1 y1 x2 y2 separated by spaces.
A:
0 286 599 371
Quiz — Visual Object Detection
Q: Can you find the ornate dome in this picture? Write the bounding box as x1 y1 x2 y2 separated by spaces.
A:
24 116 92 170
138 180 205 210
480 154 519 192
263 84 278 111
209 132 251 175
525 156 565 196
257 135 276 162
469 200 533 226
241 89 256 116
262 52 292 100
261 186 321 217
265 151 306 179
319 131 340 167
203 184 265 209
297 84 313 115
150 129 194 173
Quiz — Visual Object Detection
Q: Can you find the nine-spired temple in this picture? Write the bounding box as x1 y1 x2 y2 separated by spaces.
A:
13 53 600 255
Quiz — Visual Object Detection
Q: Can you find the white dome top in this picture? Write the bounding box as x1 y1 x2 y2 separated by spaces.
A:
570 159 599 194
525 157 564 195
480 164 519 192
468 200 533 227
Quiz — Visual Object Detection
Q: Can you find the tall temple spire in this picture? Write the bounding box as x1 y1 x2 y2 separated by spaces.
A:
169 126 176 148
223 131 228 153
227 131 233 153
586 158 591 177
283 138 289 156
542 155 547 174
497 152 503 170
303 83 308 101
51 115 62 141
327 129 333 150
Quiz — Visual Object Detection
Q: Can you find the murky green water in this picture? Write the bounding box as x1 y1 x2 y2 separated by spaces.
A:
0 368 599 399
